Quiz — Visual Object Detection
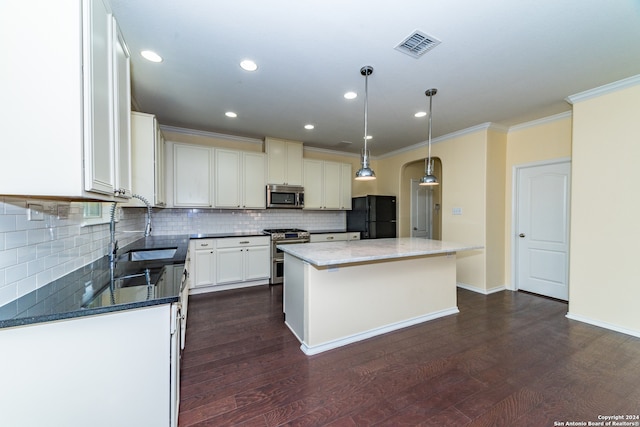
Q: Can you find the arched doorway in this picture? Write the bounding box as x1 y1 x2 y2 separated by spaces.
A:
400 158 442 239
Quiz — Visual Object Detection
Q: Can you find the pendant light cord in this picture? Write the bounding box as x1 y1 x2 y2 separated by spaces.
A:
427 92 433 174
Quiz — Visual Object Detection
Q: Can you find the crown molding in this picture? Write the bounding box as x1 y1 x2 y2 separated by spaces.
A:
159 125 264 145
378 122 502 159
302 145 361 158
508 111 572 132
565 74 640 104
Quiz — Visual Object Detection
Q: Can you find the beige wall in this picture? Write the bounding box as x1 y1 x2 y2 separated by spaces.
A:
486 130 507 291
504 114 572 286
376 129 491 290
568 83 640 333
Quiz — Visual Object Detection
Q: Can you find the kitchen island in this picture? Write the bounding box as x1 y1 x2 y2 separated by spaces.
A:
279 238 482 355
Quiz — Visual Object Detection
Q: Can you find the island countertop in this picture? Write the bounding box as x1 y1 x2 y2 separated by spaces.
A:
278 237 483 267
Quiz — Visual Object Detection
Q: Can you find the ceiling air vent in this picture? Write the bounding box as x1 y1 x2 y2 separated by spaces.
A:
394 30 441 58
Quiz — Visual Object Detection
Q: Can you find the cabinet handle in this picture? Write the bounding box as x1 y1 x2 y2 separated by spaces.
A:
327 236 333 240
200 243 209 247
239 241 250 244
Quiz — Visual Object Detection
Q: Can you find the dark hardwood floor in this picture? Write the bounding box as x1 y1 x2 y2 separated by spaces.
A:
178 285 640 426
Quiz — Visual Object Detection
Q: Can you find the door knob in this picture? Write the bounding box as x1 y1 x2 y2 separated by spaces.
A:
519 233 525 238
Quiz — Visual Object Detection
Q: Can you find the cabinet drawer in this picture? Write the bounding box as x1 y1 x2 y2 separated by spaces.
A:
310 233 349 242
193 239 215 249
216 236 269 248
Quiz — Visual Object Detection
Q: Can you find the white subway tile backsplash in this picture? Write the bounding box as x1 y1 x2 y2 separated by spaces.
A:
0 216 16 233
1 197 346 307
17 246 37 265
5 231 27 250
0 249 17 269
6 263 28 284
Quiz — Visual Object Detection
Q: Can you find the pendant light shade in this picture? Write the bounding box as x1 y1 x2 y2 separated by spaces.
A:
419 88 439 186
355 66 376 181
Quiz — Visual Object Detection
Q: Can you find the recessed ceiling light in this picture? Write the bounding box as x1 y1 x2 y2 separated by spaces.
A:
141 50 162 63
304 124 315 130
225 111 238 118
415 111 427 117
240 60 258 71
344 91 357 100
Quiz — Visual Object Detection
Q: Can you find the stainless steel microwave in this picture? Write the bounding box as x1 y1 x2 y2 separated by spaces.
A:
266 184 304 208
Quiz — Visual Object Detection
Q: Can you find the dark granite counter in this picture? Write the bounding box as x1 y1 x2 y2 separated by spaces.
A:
0 235 189 329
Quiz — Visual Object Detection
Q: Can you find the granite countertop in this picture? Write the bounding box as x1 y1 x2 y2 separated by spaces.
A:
278 237 483 267
0 235 190 329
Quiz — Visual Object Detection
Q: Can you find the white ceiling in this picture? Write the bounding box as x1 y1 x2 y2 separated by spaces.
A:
109 0 640 156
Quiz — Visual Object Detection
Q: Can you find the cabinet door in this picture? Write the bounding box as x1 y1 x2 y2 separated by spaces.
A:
266 138 287 184
193 249 214 287
155 123 166 206
340 163 352 210
322 161 342 209
285 142 304 186
112 19 131 199
244 245 270 281
243 152 266 209
215 149 241 208
303 159 323 209
266 138 303 185
174 144 212 207
83 0 115 195
216 248 244 284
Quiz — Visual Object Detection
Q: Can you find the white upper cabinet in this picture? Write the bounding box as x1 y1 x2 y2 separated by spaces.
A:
265 138 303 186
112 19 132 199
173 143 213 207
340 163 353 210
129 112 166 207
214 149 266 209
1 0 131 200
303 159 352 210
242 152 267 209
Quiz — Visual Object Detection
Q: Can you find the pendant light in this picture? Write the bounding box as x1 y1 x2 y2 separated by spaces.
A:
419 88 439 186
355 66 376 181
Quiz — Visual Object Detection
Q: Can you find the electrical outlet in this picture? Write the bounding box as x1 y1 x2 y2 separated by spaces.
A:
27 203 44 221
452 207 462 215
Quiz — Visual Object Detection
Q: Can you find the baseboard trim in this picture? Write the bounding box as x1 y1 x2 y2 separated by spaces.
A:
566 312 640 339
299 307 460 356
189 280 269 295
456 282 507 295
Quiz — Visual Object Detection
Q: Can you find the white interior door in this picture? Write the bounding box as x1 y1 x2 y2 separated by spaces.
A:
515 161 571 300
410 179 430 238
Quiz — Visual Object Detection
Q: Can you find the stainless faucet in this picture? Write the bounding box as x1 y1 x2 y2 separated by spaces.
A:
107 194 154 301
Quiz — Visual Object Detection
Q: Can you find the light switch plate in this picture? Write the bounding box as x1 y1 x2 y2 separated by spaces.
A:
452 207 462 215
27 203 44 221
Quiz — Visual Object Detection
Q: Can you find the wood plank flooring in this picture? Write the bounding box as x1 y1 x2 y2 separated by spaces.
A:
178 285 640 426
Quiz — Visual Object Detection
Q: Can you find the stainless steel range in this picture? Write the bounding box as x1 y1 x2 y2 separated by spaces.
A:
263 228 310 284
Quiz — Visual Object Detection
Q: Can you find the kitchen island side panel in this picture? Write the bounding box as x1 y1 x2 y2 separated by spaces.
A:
304 253 458 350
283 253 307 342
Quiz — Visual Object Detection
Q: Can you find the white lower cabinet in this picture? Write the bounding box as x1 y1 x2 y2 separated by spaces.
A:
309 232 360 243
0 304 181 427
190 236 270 292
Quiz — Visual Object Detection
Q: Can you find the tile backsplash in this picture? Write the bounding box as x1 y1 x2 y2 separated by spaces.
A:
0 197 345 307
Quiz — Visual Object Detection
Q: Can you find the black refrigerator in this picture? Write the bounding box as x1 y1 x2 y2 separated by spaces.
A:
346 195 397 239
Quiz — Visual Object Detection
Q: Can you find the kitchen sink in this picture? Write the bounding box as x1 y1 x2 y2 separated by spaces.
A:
122 248 177 262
